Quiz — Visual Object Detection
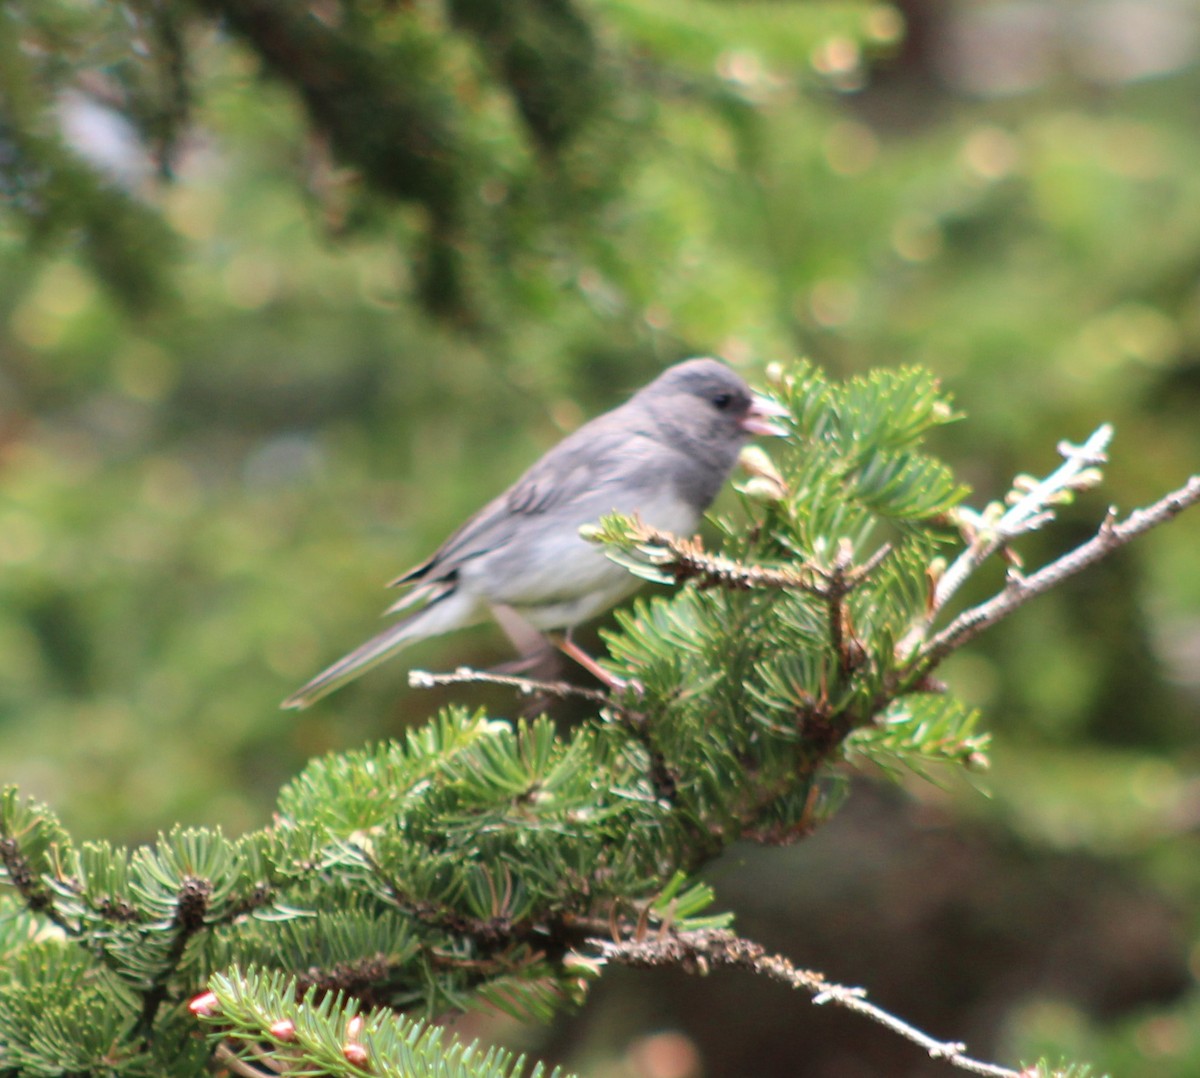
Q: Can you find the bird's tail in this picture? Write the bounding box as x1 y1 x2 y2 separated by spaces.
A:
281 589 480 710
280 620 420 710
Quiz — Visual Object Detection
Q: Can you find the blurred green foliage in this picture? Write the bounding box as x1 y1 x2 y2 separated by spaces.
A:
1 0 1198 1074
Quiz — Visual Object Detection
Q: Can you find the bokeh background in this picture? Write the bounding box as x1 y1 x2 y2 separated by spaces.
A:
2 0 1199 1074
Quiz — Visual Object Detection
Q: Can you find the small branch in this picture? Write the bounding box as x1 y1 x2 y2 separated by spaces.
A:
843 541 894 588
596 519 891 599
933 425 1113 615
594 929 1023 1078
614 709 681 805
826 538 872 677
137 876 213 1037
214 1043 278 1078
409 664 683 839
826 543 850 672
409 666 611 706
600 522 827 594
0 837 76 935
917 474 1200 673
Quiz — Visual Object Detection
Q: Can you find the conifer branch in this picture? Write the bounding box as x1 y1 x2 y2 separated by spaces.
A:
587 517 894 603
616 709 681 806
138 875 214 1033
931 425 1114 616
214 1042 279 1078
586 519 829 594
0 835 74 934
411 665 678 798
915 473 1200 674
594 929 1023 1078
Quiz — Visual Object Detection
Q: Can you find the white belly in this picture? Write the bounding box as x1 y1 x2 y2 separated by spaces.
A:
467 492 701 631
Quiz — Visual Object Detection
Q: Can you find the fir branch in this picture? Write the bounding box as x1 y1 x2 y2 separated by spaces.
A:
0 835 73 934
214 1042 279 1078
359 844 546 954
410 666 680 800
593 928 1026 1078
138 875 214 1035
197 967 575 1078
844 695 990 778
931 425 1113 616
914 473 1200 676
611 707 680 805
292 954 402 1003
821 540 895 594
738 781 825 846
824 538 875 677
589 516 893 603
0 789 76 934
587 518 828 594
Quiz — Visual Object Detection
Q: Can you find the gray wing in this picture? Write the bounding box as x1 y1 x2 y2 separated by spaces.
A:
390 408 654 592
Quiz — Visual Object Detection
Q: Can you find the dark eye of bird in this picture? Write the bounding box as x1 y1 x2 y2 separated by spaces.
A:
712 392 733 410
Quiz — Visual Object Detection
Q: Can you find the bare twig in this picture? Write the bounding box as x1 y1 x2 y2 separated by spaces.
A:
917 474 1200 673
932 425 1113 615
409 666 611 706
214 1043 279 1078
593 929 1023 1078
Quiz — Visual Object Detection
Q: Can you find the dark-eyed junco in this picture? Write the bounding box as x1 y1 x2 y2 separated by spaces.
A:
282 357 788 708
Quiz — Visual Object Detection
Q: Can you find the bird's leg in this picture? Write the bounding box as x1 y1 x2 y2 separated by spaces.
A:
491 604 640 695
551 629 643 696
484 605 577 717
489 651 559 677
490 604 563 679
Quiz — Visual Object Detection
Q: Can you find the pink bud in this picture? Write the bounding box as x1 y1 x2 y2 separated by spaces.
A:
342 1042 368 1066
268 1019 296 1042
346 1014 364 1040
187 991 220 1017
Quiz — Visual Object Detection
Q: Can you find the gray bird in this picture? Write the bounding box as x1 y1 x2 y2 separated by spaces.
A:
281 357 787 709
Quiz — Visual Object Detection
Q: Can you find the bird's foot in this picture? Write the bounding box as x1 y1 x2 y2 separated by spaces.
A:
552 634 644 698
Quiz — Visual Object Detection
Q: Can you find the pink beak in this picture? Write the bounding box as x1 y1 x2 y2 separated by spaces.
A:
739 393 790 437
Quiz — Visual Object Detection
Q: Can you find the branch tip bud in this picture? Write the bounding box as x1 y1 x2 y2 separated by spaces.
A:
269 1019 296 1041
187 991 220 1018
